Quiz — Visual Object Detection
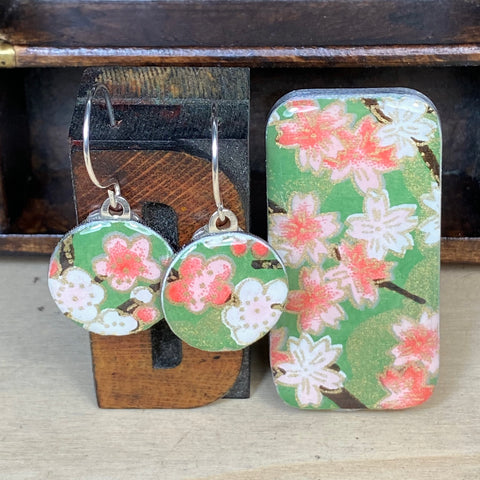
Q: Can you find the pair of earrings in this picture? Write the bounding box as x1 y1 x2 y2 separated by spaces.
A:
48 84 288 352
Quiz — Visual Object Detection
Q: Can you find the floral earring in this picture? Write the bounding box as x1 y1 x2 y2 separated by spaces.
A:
48 84 173 335
161 106 289 352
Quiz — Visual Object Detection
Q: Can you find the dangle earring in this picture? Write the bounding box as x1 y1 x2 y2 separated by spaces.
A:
48 84 173 336
161 107 289 351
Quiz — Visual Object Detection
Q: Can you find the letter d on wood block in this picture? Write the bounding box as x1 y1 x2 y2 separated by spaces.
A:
69 67 249 408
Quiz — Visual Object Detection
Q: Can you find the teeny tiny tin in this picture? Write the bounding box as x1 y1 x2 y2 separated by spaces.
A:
161 229 288 351
266 88 441 410
48 83 173 336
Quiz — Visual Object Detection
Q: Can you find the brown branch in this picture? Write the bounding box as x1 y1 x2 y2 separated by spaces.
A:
251 259 283 270
322 388 367 409
413 139 441 185
273 363 367 409
376 280 426 304
268 199 287 214
59 235 75 274
362 98 392 124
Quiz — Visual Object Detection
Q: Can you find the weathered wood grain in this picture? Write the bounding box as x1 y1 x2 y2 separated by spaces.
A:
76 150 246 408
2 1 479 48
0 234 61 254
14 45 480 68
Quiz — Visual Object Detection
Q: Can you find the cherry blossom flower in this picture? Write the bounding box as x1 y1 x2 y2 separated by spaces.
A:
48 267 105 323
130 286 160 325
275 333 346 408
230 239 248 257
419 182 441 245
375 97 437 159
251 241 270 258
276 102 354 173
49 259 60 278
284 99 320 115
270 327 291 367
378 365 434 409
269 193 340 267
222 278 288 345
286 267 346 335
164 254 233 313
391 311 439 374
230 239 270 258
88 308 138 336
346 189 418 259
322 116 398 194
93 234 162 292
325 242 394 308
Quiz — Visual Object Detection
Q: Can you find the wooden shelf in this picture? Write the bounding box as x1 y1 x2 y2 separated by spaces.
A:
0 1 479 261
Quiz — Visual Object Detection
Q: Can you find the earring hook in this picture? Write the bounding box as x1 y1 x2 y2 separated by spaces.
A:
211 104 225 223
83 83 120 209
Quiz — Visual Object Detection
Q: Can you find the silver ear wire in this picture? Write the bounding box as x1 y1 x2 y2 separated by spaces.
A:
211 104 225 223
83 83 121 209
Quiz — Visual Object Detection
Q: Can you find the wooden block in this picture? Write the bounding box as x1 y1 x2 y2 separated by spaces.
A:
72 149 246 407
69 66 250 407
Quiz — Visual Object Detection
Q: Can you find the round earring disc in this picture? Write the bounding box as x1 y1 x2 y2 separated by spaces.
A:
161 231 288 351
48 219 173 335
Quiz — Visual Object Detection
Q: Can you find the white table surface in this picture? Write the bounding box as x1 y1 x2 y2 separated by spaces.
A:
1 257 479 479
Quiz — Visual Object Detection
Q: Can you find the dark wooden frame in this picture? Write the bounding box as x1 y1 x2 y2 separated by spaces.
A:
0 0 479 263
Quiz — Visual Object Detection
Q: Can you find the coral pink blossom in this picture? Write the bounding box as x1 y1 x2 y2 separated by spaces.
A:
325 242 393 308
276 102 354 173
93 235 161 292
49 259 60 278
270 327 291 367
270 193 340 267
323 116 398 193
251 241 269 258
230 240 248 257
165 254 233 313
379 366 434 409
286 267 346 335
285 99 319 113
135 306 159 323
391 311 439 374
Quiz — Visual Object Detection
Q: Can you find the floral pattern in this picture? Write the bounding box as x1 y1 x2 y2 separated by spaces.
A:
378 366 434 409
48 219 173 335
323 117 398 194
346 189 418 259
164 254 233 314
222 278 288 345
286 267 346 335
324 242 394 308
275 333 346 408
49 267 105 323
375 97 437 159
391 311 439 375
130 286 161 325
93 234 161 292
269 192 340 267
162 232 288 351
419 182 441 245
267 90 440 409
88 308 138 336
276 102 354 174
